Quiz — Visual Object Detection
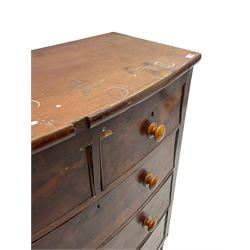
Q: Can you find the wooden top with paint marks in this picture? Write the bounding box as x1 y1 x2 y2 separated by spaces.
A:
32 32 201 149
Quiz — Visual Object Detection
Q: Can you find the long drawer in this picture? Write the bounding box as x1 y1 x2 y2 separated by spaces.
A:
140 214 167 250
33 131 176 249
101 191 169 249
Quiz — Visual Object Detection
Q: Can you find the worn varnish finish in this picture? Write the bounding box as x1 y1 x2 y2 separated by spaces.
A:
32 75 186 242
32 33 201 249
101 190 170 250
100 85 183 188
32 32 200 150
33 148 174 249
32 129 92 234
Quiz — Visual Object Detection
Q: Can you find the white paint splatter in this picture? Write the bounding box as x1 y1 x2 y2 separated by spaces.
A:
153 61 175 68
46 121 54 127
185 54 195 58
31 120 38 126
56 104 62 108
32 100 40 108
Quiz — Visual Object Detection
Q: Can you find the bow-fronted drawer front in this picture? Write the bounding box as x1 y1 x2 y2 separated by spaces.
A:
100 84 184 189
33 133 176 249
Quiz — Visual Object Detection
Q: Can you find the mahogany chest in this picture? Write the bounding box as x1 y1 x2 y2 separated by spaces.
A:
32 32 201 249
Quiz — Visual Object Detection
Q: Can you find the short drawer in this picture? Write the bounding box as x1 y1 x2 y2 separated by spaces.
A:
32 132 92 234
101 188 169 249
100 85 183 189
33 132 176 249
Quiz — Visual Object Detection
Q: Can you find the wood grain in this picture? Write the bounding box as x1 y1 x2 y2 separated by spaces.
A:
32 32 201 149
100 85 183 188
32 130 92 234
101 196 168 250
31 34 201 249
32 142 174 249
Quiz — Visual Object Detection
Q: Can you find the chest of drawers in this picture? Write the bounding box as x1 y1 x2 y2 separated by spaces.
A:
32 32 201 249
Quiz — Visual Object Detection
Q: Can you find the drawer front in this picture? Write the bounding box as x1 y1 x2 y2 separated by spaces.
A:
32 133 92 234
33 132 176 249
100 85 183 189
140 214 166 250
102 186 169 249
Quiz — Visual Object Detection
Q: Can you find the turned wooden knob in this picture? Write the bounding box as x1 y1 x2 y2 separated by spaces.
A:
143 172 158 189
143 216 157 232
147 122 165 142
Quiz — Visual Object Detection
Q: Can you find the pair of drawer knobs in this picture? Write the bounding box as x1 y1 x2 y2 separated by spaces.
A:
147 122 166 142
143 172 158 189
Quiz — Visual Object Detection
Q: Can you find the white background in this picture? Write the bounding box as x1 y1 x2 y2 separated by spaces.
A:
1 1 250 249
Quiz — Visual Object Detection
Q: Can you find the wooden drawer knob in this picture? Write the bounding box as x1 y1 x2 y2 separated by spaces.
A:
143 172 158 189
143 216 157 232
147 122 165 142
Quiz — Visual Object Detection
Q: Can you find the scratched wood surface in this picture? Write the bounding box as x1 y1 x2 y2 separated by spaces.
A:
32 32 201 148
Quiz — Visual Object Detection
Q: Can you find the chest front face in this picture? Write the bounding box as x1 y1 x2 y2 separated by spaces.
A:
31 33 200 249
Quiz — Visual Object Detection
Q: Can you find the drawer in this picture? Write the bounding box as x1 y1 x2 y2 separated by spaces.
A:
101 188 169 249
33 133 176 249
140 213 166 250
100 85 183 189
32 132 92 234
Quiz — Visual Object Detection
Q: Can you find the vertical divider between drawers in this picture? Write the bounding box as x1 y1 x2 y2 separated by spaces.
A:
86 144 96 196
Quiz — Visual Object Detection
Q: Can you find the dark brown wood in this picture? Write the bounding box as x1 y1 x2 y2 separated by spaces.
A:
32 34 201 249
32 32 201 150
87 72 188 197
165 70 193 238
102 200 169 250
32 129 93 234
33 144 174 249
100 85 183 188
32 128 180 241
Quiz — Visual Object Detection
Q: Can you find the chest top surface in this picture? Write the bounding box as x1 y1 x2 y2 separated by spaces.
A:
32 32 201 147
